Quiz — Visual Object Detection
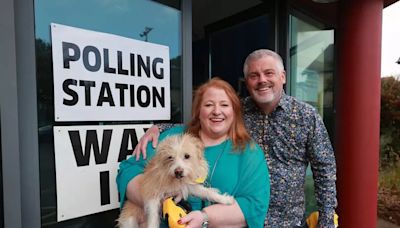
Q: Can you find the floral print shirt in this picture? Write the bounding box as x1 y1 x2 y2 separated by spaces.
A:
158 93 337 227
242 93 337 228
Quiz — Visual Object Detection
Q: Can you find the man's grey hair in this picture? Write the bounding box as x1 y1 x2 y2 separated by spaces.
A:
243 49 285 78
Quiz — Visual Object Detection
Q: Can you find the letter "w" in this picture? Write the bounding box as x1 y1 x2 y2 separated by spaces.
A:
68 130 112 166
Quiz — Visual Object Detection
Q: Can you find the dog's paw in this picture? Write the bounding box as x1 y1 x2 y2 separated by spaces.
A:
219 194 235 205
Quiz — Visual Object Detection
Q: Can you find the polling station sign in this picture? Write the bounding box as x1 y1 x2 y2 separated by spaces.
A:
53 124 151 221
51 23 170 121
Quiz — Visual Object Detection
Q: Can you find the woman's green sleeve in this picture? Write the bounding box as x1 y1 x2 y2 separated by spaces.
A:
235 144 270 227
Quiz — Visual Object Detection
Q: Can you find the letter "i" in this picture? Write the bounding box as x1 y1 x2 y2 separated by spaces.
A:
99 171 110 205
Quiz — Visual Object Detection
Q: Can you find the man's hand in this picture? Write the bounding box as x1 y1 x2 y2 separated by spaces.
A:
133 125 160 160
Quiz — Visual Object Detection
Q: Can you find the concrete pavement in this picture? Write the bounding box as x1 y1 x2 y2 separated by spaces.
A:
378 219 400 228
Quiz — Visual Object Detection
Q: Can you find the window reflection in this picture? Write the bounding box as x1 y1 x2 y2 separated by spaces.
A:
34 0 181 227
289 15 334 136
289 14 335 217
35 0 182 127
35 0 181 56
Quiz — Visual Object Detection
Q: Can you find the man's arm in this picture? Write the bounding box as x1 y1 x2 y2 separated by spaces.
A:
307 112 337 228
133 123 179 160
133 125 160 160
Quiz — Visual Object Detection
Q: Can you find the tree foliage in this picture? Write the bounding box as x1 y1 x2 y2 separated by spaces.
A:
380 76 400 168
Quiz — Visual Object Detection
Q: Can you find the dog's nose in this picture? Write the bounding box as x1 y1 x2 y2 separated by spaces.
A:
174 168 184 179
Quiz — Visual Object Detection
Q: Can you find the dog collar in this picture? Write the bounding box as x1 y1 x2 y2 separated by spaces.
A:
195 176 206 184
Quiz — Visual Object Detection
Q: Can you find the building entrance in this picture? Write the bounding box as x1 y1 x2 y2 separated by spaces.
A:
192 0 276 94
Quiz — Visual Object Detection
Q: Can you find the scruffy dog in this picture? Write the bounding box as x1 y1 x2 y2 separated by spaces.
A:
117 133 234 228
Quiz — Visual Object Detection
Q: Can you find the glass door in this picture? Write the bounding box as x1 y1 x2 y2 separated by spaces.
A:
208 14 275 97
289 13 335 216
191 1 276 94
34 0 182 227
289 14 334 135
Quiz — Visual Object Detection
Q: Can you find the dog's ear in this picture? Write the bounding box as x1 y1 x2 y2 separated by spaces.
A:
196 143 209 179
194 137 205 153
182 133 205 159
183 133 209 179
183 133 204 151
190 135 205 160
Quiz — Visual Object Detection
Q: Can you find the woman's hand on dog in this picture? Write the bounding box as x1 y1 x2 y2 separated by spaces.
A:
133 125 160 160
178 210 205 228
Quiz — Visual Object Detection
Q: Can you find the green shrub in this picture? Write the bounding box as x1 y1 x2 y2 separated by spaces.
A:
379 166 400 190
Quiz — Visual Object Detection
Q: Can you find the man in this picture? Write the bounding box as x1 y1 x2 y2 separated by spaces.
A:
134 49 337 228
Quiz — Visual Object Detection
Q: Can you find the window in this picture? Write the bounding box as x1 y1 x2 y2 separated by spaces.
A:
289 14 335 215
209 14 274 97
34 0 181 226
289 14 334 136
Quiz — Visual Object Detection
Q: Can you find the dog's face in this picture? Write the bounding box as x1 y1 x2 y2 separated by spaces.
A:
150 133 208 184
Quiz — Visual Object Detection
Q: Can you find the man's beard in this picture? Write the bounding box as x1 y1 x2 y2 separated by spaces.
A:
251 90 276 105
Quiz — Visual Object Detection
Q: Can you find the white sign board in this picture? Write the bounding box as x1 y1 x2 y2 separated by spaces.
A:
53 124 151 221
51 23 170 121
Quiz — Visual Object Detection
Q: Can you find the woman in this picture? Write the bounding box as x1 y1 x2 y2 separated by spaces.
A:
117 78 270 227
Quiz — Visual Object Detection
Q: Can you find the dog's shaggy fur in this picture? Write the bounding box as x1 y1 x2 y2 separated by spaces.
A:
116 133 234 228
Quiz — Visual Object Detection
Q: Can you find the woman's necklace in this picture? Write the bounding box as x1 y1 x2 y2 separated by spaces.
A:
202 140 229 208
199 131 229 187
205 140 228 187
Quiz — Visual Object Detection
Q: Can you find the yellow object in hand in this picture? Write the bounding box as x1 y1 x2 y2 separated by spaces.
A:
306 211 339 228
162 197 188 228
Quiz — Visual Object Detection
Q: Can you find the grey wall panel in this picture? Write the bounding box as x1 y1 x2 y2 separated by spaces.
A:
0 0 23 227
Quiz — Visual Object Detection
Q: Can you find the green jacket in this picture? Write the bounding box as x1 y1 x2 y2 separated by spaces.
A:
116 126 270 227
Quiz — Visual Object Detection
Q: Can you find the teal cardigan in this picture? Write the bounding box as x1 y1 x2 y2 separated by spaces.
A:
116 126 270 227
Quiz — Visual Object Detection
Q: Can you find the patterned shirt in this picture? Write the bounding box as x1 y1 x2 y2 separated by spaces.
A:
242 93 337 228
158 93 337 227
